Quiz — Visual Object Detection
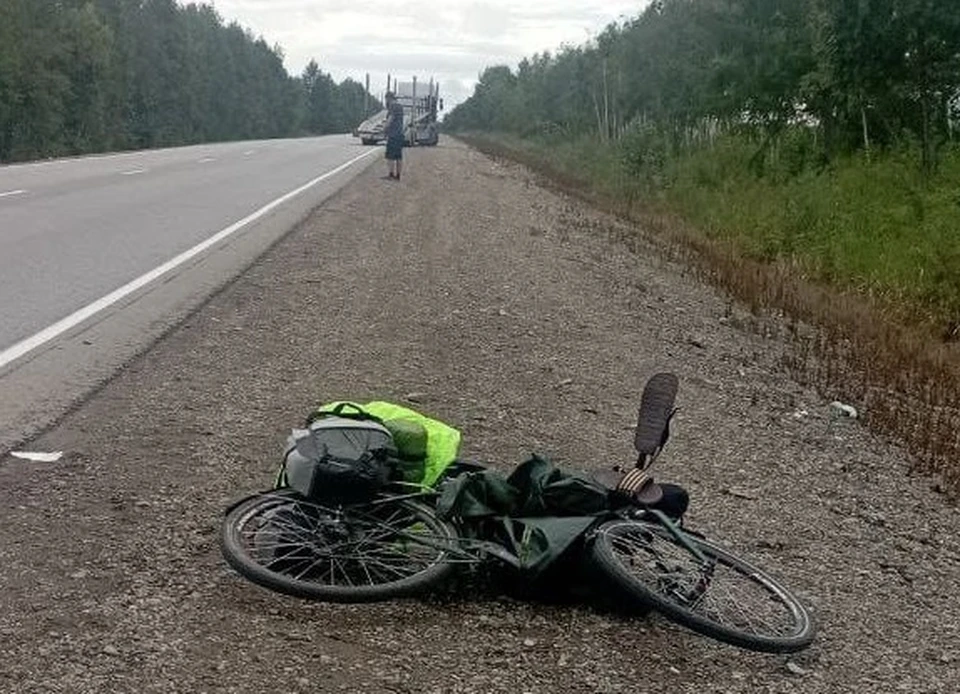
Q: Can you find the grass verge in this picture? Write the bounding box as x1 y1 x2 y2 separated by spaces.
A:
457 132 960 498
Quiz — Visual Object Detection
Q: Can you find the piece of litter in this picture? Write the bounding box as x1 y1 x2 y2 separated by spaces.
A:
829 401 859 419
785 661 808 676
11 451 63 463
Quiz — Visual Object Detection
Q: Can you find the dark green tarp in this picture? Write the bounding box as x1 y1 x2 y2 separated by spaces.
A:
436 455 612 575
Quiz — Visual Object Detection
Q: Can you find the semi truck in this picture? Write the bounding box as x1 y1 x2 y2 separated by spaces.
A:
354 77 442 147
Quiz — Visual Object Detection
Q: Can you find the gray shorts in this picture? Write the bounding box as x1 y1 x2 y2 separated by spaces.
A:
385 136 404 160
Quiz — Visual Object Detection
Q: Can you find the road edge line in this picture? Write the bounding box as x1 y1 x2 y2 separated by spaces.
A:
0 147 378 371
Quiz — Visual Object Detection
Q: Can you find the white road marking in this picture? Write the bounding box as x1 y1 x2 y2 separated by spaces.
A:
11 450 63 462
0 147 379 371
197 157 216 163
121 169 147 176
5 149 151 169
0 189 26 198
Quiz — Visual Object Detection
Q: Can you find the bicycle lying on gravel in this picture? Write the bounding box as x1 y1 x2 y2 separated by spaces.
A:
221 374 816 653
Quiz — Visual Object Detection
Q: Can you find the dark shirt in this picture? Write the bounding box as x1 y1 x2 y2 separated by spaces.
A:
385 101 404 138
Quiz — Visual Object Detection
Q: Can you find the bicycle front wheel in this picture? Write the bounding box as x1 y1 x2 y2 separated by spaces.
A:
222 490 459 602
588 519 815 653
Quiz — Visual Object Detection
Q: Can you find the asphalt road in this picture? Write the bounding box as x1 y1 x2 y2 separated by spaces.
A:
0 135 379 452
0 136 378 352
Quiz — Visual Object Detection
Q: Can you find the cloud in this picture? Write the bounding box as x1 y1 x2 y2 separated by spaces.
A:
208 0 645 109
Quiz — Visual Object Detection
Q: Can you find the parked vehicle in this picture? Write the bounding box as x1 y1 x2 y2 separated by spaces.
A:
355 78 442 147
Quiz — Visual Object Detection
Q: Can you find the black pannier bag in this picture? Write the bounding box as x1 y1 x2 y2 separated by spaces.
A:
278 414 396 503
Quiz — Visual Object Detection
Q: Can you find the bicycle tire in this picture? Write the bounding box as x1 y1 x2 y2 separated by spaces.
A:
588 519 816 652
222 489 459 602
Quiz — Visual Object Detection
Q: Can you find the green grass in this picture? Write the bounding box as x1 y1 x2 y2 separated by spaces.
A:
474 130 960 328
665 140 960 320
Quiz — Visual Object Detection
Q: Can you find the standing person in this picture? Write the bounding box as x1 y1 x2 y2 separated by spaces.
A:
383 91 405 180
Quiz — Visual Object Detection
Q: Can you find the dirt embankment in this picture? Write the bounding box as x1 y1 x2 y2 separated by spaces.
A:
1 140 958 694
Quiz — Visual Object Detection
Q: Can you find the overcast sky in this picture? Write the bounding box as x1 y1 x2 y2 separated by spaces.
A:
209 1 647 111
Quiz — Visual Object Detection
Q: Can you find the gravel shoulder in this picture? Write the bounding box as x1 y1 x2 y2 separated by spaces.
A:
1 139 958 694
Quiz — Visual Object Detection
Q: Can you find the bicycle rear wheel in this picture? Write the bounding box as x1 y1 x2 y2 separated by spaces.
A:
588 519 815 652
222 490 459 602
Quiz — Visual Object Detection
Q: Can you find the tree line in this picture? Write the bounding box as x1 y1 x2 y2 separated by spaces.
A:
0 0 378 163
445 0 960 174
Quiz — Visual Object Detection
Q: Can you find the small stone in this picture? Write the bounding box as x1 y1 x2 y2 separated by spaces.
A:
297 678 310 687
102 645 120 656
863 511 887 527
134 500 152 508
785 661 807 676
523 638 537 647
725 487 757 500
285 632 312 642
70 570 89 579
669 666 680 675
319 655 334 666
688 337 706 349
404 392 427 403
757 539 785 551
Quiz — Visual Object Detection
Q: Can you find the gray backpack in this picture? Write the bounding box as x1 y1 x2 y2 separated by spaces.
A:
278 412 396 502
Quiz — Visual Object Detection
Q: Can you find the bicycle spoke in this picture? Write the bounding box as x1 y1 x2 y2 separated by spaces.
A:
265 550 316 572
359 556 377 586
